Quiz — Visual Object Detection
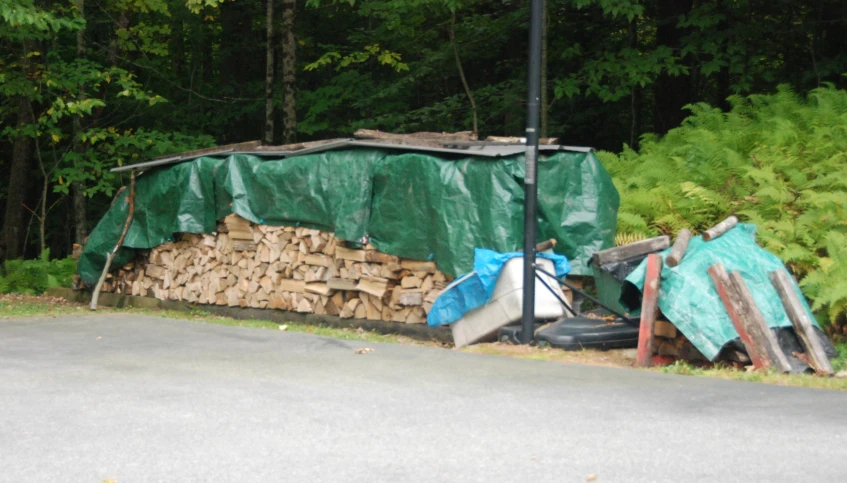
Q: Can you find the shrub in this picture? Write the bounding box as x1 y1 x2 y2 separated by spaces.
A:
0 250 77 295
599 84 847 328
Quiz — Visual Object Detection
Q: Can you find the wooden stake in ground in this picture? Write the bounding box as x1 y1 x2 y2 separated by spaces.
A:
769 270 834 375
708 264 768 370
635 253 662 367
666 229 691 267
90 170 136 310
703 216 738 242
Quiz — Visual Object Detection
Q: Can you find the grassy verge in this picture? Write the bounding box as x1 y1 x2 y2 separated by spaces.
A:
3 295 846 390
658 344 847 390
0 296 430 346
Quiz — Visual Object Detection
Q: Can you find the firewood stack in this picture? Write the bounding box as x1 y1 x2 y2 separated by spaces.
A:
100 214 452 324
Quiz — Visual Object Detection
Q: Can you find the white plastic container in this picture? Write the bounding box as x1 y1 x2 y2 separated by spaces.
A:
451 257 570 348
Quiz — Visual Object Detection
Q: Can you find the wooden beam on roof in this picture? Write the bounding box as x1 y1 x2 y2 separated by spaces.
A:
353 129 478 142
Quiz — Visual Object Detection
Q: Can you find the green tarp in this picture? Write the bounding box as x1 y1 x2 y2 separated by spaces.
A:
79 148 619 284
623 224 818 360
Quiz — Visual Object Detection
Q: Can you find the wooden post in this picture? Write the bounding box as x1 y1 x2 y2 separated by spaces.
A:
90 170 136 310
666 229 691 267
769 270 834 375
728 270 792 372
708 264 768 370
635 253 662 367
703 216 738 241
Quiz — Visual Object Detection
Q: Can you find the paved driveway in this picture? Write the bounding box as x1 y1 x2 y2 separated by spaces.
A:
1 314 846 482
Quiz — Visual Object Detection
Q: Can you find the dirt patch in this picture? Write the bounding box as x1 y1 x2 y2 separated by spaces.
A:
462 342 638 368
1 293 69 305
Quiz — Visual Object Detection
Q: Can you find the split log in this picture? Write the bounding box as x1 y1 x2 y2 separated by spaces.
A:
399 260 437 273
356 278 389 298
770 270 833 375
327 278 359 291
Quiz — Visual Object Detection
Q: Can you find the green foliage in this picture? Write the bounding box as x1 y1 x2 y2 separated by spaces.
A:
0 0 83 32
0 250 77 295
600 85 847 327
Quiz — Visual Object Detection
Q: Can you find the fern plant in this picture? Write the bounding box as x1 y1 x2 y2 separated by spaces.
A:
0 250 77 295
600 84 847 329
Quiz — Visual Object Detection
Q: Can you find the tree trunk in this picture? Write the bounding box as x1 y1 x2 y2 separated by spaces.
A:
281 0 296 143
629 18 641 149
540 0 548 138
652 0 693 134
265 0 275 144
449 12 478 135
72 0 87 245
1 97 34 261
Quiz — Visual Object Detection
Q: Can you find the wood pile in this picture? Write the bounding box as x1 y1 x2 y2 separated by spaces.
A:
100 214 453 324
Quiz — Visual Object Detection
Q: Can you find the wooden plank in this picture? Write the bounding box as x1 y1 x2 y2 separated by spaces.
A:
769 270 834 375
353 129 477 142
592 236 670 266
703 215 738 242
728 270 792 373
635 254 662 367
665 229 691 267
708 264 769 370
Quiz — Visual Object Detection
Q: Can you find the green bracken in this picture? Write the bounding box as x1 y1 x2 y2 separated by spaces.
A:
600 85 847 330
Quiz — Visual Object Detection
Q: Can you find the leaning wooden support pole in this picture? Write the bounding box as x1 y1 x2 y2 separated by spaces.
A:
728 270 792 373
635 254 662 367
90 170 137 310
769 270 834 375
666 229 691 267
708 264 768 370
703 216 738 241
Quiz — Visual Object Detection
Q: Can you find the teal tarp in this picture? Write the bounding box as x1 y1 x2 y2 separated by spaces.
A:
623 224 817 360
79 148 619 284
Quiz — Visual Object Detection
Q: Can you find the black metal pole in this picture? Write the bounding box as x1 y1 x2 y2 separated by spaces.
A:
520 0 544 344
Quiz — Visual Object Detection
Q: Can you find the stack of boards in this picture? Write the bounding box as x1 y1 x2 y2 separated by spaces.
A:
102 214 453 324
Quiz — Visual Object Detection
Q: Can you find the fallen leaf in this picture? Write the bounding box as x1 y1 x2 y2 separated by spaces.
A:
355 348 374 355
587 475 597 481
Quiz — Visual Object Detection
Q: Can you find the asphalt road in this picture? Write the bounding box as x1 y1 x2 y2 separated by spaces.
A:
1 314 846 482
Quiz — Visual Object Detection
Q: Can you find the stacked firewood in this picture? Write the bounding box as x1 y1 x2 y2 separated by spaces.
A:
101 214 452 324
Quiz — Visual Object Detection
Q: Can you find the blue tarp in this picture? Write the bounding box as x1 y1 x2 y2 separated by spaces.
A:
623 224 817 360
427 248 571 327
